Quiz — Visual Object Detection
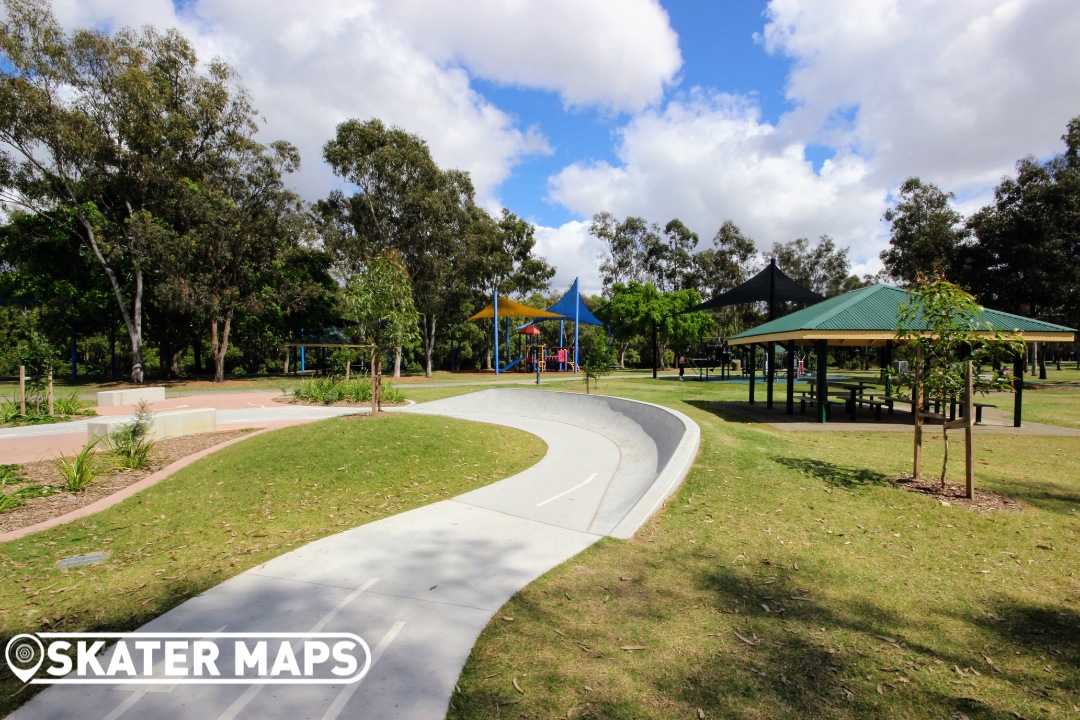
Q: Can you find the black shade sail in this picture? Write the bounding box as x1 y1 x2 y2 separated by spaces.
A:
685 258 824 320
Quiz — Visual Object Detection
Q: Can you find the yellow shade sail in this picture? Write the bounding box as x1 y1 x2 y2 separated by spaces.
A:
468 296 568 321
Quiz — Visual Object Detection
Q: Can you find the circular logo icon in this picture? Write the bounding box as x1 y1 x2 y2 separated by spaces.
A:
5 634 44 683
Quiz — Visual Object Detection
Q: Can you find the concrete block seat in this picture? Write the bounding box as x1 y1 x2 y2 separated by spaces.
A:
96 386 166 407
87 407 217 442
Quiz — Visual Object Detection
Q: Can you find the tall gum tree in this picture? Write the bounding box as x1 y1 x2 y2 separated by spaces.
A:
322 118 468 377
0 0 261 382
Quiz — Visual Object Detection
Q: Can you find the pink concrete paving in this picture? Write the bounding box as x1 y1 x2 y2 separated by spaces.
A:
0 391 292 463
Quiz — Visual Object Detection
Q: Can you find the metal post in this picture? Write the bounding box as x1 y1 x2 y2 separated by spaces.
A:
748 346 757 404
883 340 893 397
766 343 775 409
785 341 795 414
494 293 500 375
573 280 580 373
816 340 828 423
1013 352 1024 427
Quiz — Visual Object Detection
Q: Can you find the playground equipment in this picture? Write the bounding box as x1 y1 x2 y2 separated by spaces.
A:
468 295 566 375
531 278 603 373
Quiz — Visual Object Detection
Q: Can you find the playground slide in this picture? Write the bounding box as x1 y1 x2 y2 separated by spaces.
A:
499 356 523 372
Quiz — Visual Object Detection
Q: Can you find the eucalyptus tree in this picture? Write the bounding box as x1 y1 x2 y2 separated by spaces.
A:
321 118 476 376
463 206 555 369
687 220 760 335
771 235 853 298
590 212 655 294
880 177 970 285
162 141 309 382
0 0 263 382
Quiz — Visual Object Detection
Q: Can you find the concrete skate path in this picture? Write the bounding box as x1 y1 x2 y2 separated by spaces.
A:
10 389 699 720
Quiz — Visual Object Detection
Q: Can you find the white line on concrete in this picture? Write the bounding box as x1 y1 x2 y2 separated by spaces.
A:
216 579 379 720
321 621 406 720
536 472 597 507
100 693 141 720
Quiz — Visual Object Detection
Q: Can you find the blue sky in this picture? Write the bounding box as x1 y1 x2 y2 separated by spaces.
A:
34 0 1080 293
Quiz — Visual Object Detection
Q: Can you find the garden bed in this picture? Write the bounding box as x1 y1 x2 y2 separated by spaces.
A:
0 429 255 534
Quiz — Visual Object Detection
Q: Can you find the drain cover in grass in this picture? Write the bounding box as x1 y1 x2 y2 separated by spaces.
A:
57 551 109 569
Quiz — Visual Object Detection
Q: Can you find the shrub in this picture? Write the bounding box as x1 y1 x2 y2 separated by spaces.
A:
54 438 106 492
107 401 156 470
53 391 94 416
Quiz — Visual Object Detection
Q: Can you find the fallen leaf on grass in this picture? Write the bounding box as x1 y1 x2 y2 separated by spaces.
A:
512 678 524 694
875 635 898 644
501 616 514 622
733 631 758 646
620 645 647 651
697 709 705 719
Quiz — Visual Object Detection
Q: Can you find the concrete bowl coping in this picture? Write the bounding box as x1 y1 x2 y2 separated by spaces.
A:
408 388 700 538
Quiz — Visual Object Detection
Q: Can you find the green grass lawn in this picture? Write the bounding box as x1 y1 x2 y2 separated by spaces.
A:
0 413 544 716
448 379 1080 720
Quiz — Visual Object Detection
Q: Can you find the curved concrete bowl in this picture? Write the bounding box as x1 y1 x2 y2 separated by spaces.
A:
408 388 700 538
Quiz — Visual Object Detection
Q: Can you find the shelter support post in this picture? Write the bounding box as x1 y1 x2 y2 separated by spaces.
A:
815 340 828 423
785 341 795 415
766 343 775 409
1013 352 1024 427
884 340 893 397
748 346 756 404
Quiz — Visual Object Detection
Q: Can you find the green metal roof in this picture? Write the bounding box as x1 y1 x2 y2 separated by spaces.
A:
729 284 1076 344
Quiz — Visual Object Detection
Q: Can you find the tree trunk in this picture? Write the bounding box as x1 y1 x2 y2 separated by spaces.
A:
940 422 949 488
77 214 145 383
393 346 402 378
619 340 629 369
168 348 182 378
370 347 381 414
423 313 437 378
210 311 234 383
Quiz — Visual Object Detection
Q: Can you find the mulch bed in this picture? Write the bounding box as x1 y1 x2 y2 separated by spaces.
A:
893 475 1023 512
0 429 255 534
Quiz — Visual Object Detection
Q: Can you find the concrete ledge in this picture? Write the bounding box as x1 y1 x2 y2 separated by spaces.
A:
97 387 166 407
87 407 217 442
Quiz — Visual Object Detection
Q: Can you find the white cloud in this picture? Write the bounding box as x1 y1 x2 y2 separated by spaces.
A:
548 90 889 266
377 0 682 113
532 221 605 296
763 0 1080 193
546 0 1080 278
44 0 560 208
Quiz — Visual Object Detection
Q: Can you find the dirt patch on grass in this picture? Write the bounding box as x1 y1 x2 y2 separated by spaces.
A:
893 475 1023 512
0 429 255 533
